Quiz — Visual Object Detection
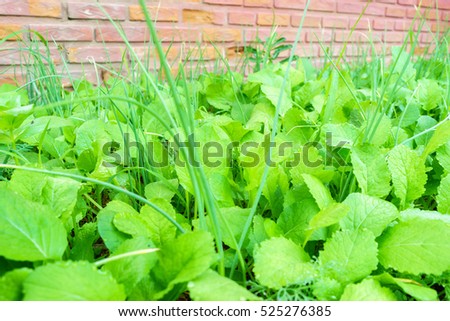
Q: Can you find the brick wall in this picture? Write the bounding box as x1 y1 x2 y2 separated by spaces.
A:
0 0 449 84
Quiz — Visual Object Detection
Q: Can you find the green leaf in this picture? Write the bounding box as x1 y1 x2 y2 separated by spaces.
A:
103 237 158 296
414 79 443 111
319 229 378 285
23 261 126 300
340 279 397 301
151 231 216 298
97 201 133 252
262 166 289 216
308 203 349 231
278 198 322 244
351 145 391 198
387 144 427 208
0 187 67 262
375 273 438 301
378 218 450 275
341 193 398 237
302 173 334 210
437 174 450 214
253 237 315 289
0 268 32 301
69 222 98 261
113 199 177 247
248 66 292 116
422 120 450 160
210 206 251 250
144 179 178 201
188 269 258 301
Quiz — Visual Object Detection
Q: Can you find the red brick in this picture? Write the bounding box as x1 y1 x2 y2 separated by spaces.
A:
186 46 222 60
309 0 335 12
322 16 348 29
274 0 303 9
438 0 450 9
384 32 405 42
182 9 225 25
408 8 439 19
229 12 256 25
29 24 93 41
0 0 61 18
421 0 436 7
204 0 243 5
68 3 126 20
291 16 322 28
337 2 384 16
203 28 242 42
0 45 62 65
131 46 181 62
349 17 372 30
337 2 365 14
158 27 201 42
257 13 290 26
0 24 22 40
398 0 417 4
386 7 407 17
335 31 372 43
67 46 125 63
306 30 333 42
129 5 178 22
375 0 396 3
96 26 149 42
244 0 272 7
373 19 395 30
395 20 414 30
420 33 434 43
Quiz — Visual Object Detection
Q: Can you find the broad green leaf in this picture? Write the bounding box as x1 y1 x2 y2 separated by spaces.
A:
278 198 322 244
0 268 32 301
437 174 450 214
188 270 258 301
436 141 450 172
113 199 177 247
69 222 98 261
319 229 378 285
41 176 81 222
422 120 450 160
0 187 67 262
144 179 178 201
103 237 158 296
209 206 250 250
351 145 391 198
8 170 81 226
414 79 443 111
262 166 289 216
399 208 450 224
312 277 343 301
378 218 450 275
302 173 334 210
253 237 315 289
8 170 46 203
248 66 292 116
340 279 397 301
97 201 133 252
308 203 349 231
375 273 438 301
387 144 427 208
23 261 126 300
341 193 398 237
414 115 437 147
151 231 216 298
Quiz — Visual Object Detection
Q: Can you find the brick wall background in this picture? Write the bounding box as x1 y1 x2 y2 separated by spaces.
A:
0 0 449 84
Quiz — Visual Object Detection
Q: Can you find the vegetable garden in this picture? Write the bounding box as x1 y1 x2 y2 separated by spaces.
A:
0 0 450 301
